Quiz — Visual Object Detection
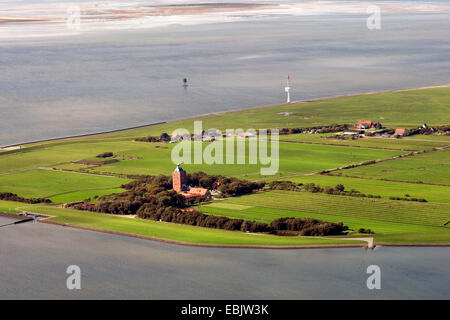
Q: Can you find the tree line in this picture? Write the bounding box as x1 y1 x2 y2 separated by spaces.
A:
0 192 51 204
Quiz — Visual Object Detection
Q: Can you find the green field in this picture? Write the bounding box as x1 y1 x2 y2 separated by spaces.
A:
0 200 363 247
0 86 449 246
198 191 450 243
332 148 450 185
0 169 130 202
279 134 449 151
281 175 450 203
84 141 403 179
0 139 404 180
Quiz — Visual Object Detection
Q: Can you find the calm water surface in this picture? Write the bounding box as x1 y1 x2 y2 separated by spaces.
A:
0 216 449 299
0 1 449 146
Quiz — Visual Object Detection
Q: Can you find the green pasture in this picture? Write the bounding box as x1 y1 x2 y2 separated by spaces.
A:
280 175 450 203
199 203 445 235
0 200 363 247
198 191 450 243
200 190 450 229
0 169 130 202
332 148 450 185
279 134 449 151
0 138 403 179
85 141 403 179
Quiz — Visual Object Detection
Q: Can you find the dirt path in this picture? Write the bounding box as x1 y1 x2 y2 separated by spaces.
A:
320 237 375 249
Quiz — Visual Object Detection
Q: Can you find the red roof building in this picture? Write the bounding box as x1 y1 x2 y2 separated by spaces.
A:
181 187 210 198
356 120 374 129
394 128 407 136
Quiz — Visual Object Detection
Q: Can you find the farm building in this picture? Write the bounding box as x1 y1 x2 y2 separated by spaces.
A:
181 187 211 199
356 120 374 129
394 128 407 137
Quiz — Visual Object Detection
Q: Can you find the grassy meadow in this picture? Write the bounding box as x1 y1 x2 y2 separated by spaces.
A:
0 169 130 202
332 148 450 185
197 191 450 243
281 175 450 203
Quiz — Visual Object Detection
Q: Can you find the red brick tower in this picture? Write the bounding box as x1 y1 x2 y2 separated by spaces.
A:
172 163 187 192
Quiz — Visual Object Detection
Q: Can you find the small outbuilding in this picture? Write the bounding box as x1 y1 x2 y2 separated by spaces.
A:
394 128 407 137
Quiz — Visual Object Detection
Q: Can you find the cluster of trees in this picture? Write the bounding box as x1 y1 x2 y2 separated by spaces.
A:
69 172 354 236
269 217 347 236
0 192 51 204
405 125 450 136
135 133 171 143
76 172 263 216
330 134 360 140
303 183 382 199
438 125 450 134
121 174 172 191
389 196 427 202
136 206 268 232
268 182 382 199
96 152 114 158
268 180 299 191
136 206 347 236
278 124 348 135
79 187 186 215
268 180 429 203
185 171 265 197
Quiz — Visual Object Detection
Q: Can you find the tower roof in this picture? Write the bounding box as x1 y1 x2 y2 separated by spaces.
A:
174 163 185 172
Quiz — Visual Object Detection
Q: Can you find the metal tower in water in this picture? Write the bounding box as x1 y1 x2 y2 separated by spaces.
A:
285 74 291 103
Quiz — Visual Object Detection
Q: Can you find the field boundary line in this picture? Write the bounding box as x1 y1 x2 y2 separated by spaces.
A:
313 145 449 176
278 139 432 151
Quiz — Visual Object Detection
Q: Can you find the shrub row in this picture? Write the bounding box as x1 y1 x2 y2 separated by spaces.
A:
269 217 347 236
136 206 269 232
278 124 349 135
96 152 114 158
135 133 171 143
389 196 427 202
0 192 51 204
136 206 348 236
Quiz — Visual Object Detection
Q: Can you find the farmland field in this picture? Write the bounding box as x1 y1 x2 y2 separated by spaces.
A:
281 175 450 203
85 141 404 179
332 148 450 185
199 191 450 228
0 140 404 179
0 169 130 202
279 134 449 151
198 190 450 243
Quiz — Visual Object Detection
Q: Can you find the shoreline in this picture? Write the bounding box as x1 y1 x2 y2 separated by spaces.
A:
38 219 450 250
1 83 449 150
2 212 447 250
